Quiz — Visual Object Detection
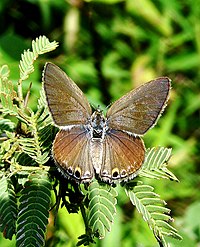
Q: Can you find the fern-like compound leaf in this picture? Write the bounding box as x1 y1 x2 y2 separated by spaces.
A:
36 88 56 163
126 182 182 246
0 176 17 239
0 70 18 116
139 147 179 181
87 181 117 239
0 119 15 134
18 89 55 165
32 35 59 56
19 36 58 81
16 171 52 247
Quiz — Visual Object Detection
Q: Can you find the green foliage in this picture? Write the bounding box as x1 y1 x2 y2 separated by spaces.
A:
1 0 199 245
0 36 57 246
123 147 182 246
126 183 181 247
87 181 117 239
18 90 54 165
19 36 58 81
0 66 18 117
76 146 182 246
0 176 17 240
0 35 181 247
139 147 179 181
16 171 52 247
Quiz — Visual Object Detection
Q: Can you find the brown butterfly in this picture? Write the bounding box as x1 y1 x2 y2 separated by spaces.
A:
43 62 171 183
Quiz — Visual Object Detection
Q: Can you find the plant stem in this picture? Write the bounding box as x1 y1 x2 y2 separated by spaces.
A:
17 78 24 108
80 203 89 233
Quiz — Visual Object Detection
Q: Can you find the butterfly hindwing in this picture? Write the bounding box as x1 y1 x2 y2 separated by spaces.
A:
100 129 145 182
53 127 94 182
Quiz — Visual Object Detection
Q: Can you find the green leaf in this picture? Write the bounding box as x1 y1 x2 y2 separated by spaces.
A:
87 181 117 239
19 50 35 81
0 65 10 79
139 147 179 181
125 182 182 246
16 171 52 247
18 92 54 165
0 176 17 239
19 35 58 81
32 35 59 55
0 71 18 116
0 118 15 133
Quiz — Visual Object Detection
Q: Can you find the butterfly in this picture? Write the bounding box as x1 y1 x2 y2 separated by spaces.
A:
43 62 171 183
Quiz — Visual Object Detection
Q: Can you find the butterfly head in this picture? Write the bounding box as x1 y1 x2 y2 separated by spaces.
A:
90 107 107 138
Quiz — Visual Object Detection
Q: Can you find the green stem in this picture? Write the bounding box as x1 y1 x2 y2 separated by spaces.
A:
11 163 53 172
17 78 24 108
80 203 89 233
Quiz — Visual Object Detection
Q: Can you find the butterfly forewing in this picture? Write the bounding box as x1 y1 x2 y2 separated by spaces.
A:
100 130 145 182
43 62 92 127
53 127 94 182
106 77 171 135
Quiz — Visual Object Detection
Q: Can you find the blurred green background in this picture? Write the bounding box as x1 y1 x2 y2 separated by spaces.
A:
0 0 200 246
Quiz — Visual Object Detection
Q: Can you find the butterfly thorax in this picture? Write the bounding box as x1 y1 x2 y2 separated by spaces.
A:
90 109 107 138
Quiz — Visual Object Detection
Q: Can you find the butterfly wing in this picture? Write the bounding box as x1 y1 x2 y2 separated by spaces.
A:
43 62 92 127
53 127 94 182
99 129 145 183
106 77 171 135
